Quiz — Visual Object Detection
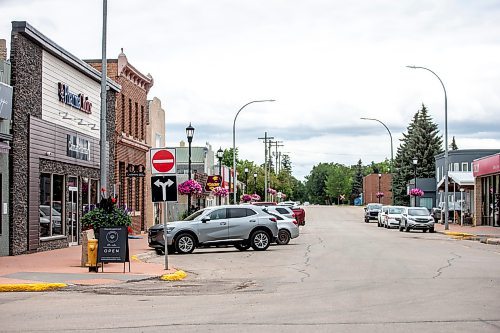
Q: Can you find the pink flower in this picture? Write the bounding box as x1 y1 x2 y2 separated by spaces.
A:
212 186 229 197
376 192 384 198
410 188 424 197
178 179 203 195
240 194 253 202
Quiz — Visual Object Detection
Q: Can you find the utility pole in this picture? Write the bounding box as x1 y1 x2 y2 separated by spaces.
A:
258 132 274 201
272 141 284 174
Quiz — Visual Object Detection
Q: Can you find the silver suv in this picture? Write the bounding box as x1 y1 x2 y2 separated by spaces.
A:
399 207 435 233
148 205 279 254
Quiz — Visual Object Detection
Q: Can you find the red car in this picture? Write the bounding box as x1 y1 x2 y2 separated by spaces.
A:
252 202 306 226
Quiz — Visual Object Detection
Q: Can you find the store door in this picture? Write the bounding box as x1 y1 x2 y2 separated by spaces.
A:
67 176 79 245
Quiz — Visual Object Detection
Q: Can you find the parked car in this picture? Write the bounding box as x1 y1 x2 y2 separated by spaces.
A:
383 206 406 229
377 206 390 227
148 205 279 254
259 205 295 220
431 208 441 224
39 205 62 234
253 201 306 226
364 203 382 223
399 207 435 233
266 211 299 245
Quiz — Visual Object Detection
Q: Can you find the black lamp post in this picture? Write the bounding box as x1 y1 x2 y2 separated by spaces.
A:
186 123 195 214
244 168 249 194
253 173 257 194
378 173 382 204
413 157 418 207
216 147 223 205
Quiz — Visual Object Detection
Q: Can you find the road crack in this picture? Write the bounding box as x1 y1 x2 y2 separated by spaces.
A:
433 252 461 279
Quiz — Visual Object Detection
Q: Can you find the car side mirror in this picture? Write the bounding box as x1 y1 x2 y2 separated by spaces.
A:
201 217 211 223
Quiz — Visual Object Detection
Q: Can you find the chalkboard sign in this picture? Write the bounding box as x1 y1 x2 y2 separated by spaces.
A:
97 227 129 264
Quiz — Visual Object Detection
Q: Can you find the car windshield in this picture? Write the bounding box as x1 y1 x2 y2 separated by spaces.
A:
389 207 404 214
408 208 429 216
368 204 382 210
183 209 205 221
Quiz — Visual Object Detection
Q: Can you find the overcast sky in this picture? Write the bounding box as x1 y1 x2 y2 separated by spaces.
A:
1 0 499 180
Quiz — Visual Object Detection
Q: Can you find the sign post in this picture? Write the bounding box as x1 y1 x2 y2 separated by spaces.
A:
150 148 177 270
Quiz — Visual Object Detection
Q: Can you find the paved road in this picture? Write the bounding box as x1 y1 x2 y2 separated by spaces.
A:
1 206 500 332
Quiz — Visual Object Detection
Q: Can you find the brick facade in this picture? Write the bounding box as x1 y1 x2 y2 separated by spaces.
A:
363 173 393 205
87 50 153 233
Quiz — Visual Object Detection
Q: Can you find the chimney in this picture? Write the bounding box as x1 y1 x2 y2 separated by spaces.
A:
0 39 7 61
179 140 186 147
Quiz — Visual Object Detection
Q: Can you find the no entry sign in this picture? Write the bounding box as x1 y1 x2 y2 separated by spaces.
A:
150 148 176 174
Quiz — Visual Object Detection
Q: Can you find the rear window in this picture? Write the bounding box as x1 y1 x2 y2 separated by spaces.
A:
267 212 283 220
228 208 247 218
276 207 291 214
245 208 257 217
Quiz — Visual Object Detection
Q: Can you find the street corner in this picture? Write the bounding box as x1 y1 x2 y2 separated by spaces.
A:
0 283 68 292
160 270 188 281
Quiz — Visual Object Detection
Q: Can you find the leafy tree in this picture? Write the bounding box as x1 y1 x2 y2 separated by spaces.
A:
450 136 458 150
304 163 331 204
325 163 353 204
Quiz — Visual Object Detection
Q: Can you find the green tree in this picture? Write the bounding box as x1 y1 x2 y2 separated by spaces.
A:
304 163 331 204
351 159 364 200
325 163 353 204
450 136 458 150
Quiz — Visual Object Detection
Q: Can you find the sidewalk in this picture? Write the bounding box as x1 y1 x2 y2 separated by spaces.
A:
434 223 500 244
0 234 179 290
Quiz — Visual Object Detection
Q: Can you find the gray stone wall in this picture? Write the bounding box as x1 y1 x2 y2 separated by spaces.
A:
107 92 116 190
0 154 9 256
9 32 43 255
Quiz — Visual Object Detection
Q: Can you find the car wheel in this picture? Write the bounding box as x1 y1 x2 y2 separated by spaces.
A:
175 233 195 254
365 218 369 223
423 229 427 233
155 248 164 255
250 230 271 251
277 229 291 245
235 242 250 251
399 226 403 232
167 245 176 254
429 228 435 233
405 224 411 232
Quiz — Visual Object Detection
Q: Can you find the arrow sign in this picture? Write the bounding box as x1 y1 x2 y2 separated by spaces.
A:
151 176 178 202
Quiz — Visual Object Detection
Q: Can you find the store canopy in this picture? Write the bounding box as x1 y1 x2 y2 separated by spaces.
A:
437 171 474 190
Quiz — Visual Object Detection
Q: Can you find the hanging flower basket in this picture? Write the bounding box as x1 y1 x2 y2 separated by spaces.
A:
410 188 424 197
178 179 203 195
212 186 229 197
251 193 261 201
376 192 384 199
281 193 287 200
267 188 277 195
240 194 253 203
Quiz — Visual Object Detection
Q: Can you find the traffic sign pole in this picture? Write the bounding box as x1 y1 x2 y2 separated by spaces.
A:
164 201 168 270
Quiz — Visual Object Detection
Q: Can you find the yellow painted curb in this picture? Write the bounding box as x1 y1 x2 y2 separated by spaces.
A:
131 255 140 262
161 270 187 281
444 232 474 237
0 283 67 292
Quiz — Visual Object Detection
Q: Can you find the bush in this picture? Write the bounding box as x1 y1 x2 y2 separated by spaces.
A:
81 196 132 230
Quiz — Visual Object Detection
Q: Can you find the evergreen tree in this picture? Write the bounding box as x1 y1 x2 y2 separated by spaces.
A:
450 136 458 150
351 159 364 200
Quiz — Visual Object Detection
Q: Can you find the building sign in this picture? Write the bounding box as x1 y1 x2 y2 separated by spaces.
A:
205 175 222 192
473 154 500 177
97 227 129 263
58 82 92 114
67 134 90 161
126 164 146 177
0 82 13 120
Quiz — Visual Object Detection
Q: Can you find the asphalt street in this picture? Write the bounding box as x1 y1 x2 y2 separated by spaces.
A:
1 205 500 333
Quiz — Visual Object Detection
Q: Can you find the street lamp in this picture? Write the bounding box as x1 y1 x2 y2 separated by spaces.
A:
360 117 393 203
216 147 224 206
253 172 257 194
244 168 249 194
460 188 465 226
186 123 195 214
413 157 418 207
233 99 275 203
406 65 449 229
378 173 382 204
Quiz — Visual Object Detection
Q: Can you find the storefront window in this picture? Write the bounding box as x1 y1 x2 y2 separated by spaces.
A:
481 176 500 226
82 177 89 214
90 179 99 206
39 173 64 237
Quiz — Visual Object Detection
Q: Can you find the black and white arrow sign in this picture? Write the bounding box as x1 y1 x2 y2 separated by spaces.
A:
151 176 178 202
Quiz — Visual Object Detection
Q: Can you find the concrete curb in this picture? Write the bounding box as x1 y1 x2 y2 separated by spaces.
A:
0 283 67 292
160 270 187 281
481 238 500 245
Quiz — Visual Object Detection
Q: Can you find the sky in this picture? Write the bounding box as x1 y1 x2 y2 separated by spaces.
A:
1 0 500 180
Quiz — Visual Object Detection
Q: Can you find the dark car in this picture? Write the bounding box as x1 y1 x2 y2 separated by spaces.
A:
431 208 441 223
364 203 382 223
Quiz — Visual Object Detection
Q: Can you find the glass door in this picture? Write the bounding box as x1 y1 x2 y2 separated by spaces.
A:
67 176 79 245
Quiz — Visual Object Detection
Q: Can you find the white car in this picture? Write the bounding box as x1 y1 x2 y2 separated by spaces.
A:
267 211 300 245
382 206 406 229
261 205 295 220
377 206 390 227
399 207 435 233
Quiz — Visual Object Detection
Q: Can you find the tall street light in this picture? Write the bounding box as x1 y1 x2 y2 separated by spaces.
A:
233 99 275 203
216 147 224 206
100 0 108 197
253 172 257 194
361 117 393 203
407 65 449 229
186 123 195 214
413 157 418 207
244 168 249 194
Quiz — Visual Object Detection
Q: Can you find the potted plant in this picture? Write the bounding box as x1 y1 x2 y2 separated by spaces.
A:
410 188 424 197
178 179 203 195
212 186 229 198
240 193 253 203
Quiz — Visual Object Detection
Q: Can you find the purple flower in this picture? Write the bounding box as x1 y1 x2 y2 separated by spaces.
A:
240 194 253 202
410 188 424 197
212 186 229 197
376 192 384 198
178 179 203 195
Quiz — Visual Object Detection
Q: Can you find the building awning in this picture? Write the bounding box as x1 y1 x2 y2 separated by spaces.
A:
437 171 474 190
0 141 10 154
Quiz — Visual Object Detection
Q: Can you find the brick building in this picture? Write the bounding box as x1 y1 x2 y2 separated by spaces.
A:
87 50 153 233
363 173 392 205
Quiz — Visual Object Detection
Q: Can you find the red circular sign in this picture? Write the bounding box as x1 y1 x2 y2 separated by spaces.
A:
152 150 175 173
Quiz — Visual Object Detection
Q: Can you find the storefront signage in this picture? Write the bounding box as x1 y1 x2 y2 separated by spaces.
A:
126 164 146 177
0 82 13 120
473 154 500 177
205 175 222 192
97 227 129 263
58 82 92 114
67 134 90 161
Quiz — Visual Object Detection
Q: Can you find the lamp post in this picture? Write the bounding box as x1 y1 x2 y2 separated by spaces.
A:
413 157 418 207
244 168 249 195
360 117 393 204
406 65 449 229
253 173 257 194
460 188 465 226
216 147 223 206
378 173 382 204
186 123 195 214
233 100 275 204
